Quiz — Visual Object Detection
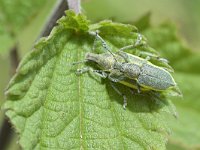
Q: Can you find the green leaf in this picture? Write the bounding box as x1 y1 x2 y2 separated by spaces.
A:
133 12 151 31
3 10 176 149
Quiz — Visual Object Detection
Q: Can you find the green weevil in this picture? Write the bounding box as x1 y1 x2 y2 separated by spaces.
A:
74 31 177 108
83 51 176 91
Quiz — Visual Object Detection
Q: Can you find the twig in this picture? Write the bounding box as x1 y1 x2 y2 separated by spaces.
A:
0 45 19 150
67 0 81 14
39 0 81 38
39 0 68 37
10 45 20 74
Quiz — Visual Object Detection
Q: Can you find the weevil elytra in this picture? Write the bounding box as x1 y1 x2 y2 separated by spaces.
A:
74 31 177 108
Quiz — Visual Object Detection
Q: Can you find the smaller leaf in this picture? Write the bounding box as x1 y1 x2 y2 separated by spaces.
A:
58 10 90 32
134 12 151 31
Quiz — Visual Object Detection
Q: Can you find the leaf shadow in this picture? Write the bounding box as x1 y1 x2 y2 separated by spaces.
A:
104 80 171 113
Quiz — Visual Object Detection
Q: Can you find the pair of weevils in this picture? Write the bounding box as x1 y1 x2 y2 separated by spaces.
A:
74 31 178 109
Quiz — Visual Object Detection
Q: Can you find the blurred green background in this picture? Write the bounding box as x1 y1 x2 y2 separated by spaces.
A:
0 0 200 149
83 0 200 51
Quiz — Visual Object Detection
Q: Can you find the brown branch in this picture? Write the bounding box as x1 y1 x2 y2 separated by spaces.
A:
39 0 68 37
67 0 81 14
0 44 19 150
9 45 20 74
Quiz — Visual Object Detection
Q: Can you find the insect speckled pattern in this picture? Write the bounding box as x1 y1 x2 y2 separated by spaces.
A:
85 51 176 91
139 63 176 90
74 31 178 108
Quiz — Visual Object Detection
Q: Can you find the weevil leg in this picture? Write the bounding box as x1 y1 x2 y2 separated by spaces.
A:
137 51 171 65
119 45 136 52
76 67 108 79
138 51 161 63
117 33 144 62
117 51 129 62
91 31 103 51
129 88 135 95
108 75 124 82
158 57 169 64
89 31 111 52
76 67 90 74
108 69 125 82
89 31 118 60
92 35 98 51
93 70 108 78
118 47 161 63
72 60 87 65
118 33 143 52
136 81 141 93
117 51 152 63
137 51 158 58
135 33 143 46
145 56 151 61
110 82 127 109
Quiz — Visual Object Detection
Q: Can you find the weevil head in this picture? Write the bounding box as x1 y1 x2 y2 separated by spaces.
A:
85 52 115 70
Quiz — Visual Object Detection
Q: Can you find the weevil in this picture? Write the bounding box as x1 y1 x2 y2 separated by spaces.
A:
74 31 177 108
82 51 176 92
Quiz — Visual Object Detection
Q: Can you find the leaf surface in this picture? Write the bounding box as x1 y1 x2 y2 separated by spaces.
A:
138 16 200 149
4 11 176 150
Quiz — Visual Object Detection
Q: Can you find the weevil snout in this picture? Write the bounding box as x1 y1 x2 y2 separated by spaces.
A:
85 52 98 62
85 52 115 70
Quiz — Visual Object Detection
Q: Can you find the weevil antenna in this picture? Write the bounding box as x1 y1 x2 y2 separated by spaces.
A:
95 32 118 62
89 31 118 62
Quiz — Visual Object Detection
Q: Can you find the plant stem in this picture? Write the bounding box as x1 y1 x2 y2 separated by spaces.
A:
10 45 19 74
0 45 19 150
39 0 81 38
40 0 68 37
67 0 81 14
